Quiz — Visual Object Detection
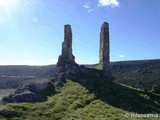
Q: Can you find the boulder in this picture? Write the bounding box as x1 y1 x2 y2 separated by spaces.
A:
2 91 41 103
2 81 55 103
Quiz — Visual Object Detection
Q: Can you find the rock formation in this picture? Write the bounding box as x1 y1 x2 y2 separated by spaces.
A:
53 24 87 87
99 22 110 78
2 81 55 103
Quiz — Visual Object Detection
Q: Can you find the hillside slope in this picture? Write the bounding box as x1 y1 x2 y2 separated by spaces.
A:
0 68 160 120
0 65 55 78
0 65 55 89
110 59 160 92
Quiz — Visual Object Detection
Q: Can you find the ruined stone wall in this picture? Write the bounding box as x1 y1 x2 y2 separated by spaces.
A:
99 22 110 71
61 25 75 62
56 25 75 68
54 24 84 87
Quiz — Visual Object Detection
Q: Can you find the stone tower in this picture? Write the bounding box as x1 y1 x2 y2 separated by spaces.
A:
54 24 83 87
99 22 110 72
61 25 75 62
56 24 75 68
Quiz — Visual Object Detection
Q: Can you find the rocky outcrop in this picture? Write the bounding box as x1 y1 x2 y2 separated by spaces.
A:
52 25 88 87
2 81 55 103
99 22 110 78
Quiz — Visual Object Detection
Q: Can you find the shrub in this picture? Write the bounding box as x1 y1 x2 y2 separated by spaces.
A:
0 109 20 118
151 85 160 94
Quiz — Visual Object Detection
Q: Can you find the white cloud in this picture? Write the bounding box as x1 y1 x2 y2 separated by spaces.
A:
84 4 93 13
98 0 119 7
84 5 90 9
118 54 125 58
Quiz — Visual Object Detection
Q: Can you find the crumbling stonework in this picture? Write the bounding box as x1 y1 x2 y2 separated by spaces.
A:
53 24 87 87
53 22 111 87
61 25 75 62
99 22 110 72
56 25 76 73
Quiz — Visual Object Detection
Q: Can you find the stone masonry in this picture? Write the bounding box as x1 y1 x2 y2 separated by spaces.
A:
61 25 75 62
56 24 76 72
53 22 111 87
99 22 110 72
53 24 86 87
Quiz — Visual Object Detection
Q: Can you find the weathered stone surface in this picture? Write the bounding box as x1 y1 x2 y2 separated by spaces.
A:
2 81 55 103
62 25 75 61
99 22 110 72
2 91 41 103
99 22 111 79
56 25 76 73
58 24 75 66
54 59 86 87
53 24 88 87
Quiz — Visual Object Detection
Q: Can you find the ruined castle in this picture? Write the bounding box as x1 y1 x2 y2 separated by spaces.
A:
2 22 110 102
53 22 110 87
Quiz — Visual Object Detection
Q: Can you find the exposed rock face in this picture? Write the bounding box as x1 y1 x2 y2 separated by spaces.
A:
99 22 110 72
53 24 88 87
2 81 55 103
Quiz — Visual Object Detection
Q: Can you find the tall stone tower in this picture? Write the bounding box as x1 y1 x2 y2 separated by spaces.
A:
57 24 75 68
99 22 110 72
61 24 75 62
54 24 82 87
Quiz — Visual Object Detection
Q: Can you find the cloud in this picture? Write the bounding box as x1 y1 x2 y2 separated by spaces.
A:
84 4 90 9
98 0 119 7
118 54 125 58
84 4 93 13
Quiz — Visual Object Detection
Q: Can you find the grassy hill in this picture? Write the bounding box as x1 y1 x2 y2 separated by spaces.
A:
0 67 160 120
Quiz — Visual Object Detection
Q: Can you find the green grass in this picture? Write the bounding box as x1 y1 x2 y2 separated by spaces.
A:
0 68 160 120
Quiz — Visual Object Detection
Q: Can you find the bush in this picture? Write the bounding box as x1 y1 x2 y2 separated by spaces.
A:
0 109 20 118
151 85 160 94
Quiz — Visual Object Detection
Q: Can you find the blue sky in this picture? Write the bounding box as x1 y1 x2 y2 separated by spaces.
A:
0 0 159 65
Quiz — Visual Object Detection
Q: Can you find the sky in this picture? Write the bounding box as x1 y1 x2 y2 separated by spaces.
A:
0 0 159 65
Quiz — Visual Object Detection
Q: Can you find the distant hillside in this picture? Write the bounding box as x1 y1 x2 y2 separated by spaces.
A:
0 65 55 78
0 65 55 89
0 59 159 92
110 59 160 93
